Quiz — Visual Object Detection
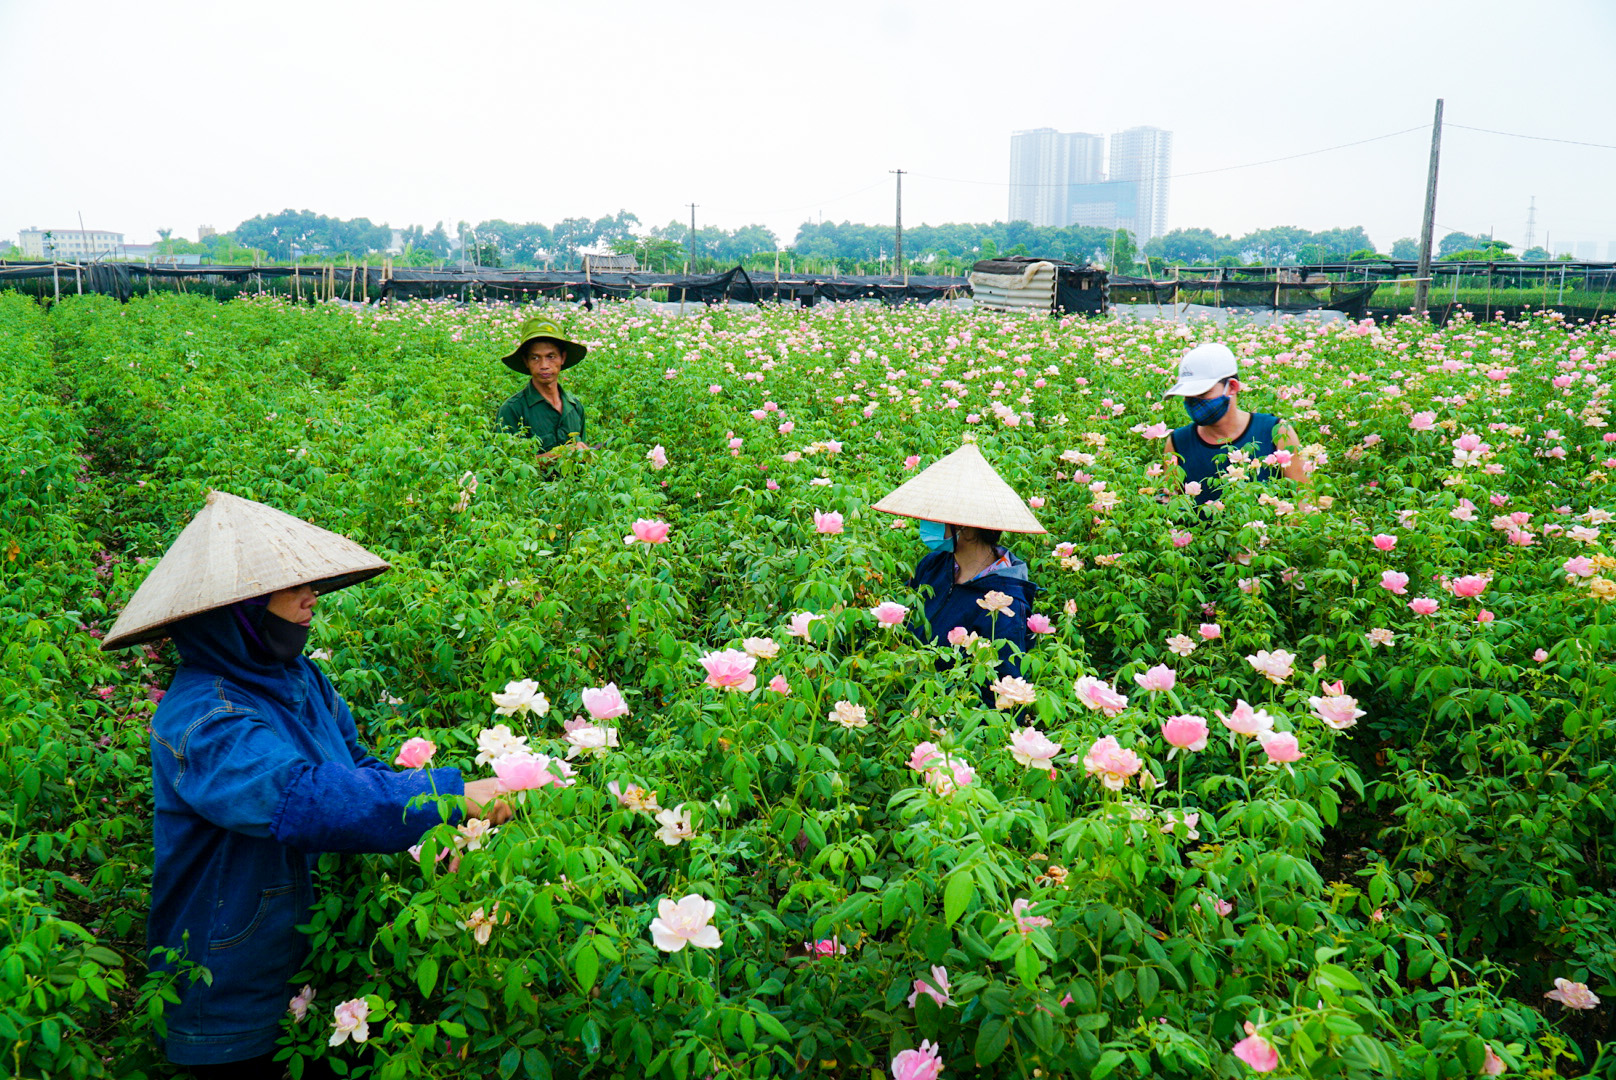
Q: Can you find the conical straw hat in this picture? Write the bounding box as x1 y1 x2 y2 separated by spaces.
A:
873 438 1046 534
102 490 390 650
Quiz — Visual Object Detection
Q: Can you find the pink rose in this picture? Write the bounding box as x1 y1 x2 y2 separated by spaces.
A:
1476 609 1495 623
1132 664 1176 693
1079 735 1142 789
1007 726 1062 769
1533 648 1549 662
786 612 822 639
581 682 630 720
1379 570 1409 594
765 478 780 490
1259 731 1304 763
1074 676 1129 716
329 998 371 1047
393 737 436 769
870 600 909 626
813 510 844 534
1011 897 1053 932
903 454 921 470
288 985 315 1022
1198 622 1222 640
946 626 970 647
1309 693 1364 730
1026 613 1054 635
1409 411 1436 430
1028 496 1045 508
699 649 757 692
493 751 576 791
1408 597 1440 616
1218 699 1276 737
625 518 670 545
1161 714 1209 753
767 674 789 694
1371 533 1398 552
907 742 945 773
905 965 953 1008
890 1040 944 1080
649 893 722 953
1170 530 1193 548
1450 574 1487 597
1232 1023 1279 1072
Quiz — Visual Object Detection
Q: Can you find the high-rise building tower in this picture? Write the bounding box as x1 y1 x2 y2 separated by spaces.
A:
1108 126 1173 241
1009 128 1104 227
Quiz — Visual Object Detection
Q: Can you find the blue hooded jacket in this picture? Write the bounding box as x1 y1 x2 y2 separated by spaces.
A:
909 547 1038 684
148 606 464 1065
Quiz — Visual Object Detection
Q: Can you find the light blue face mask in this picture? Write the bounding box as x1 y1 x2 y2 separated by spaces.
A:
919 520 955 552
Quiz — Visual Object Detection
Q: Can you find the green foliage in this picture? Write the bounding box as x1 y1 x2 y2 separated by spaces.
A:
6 291 1616 1077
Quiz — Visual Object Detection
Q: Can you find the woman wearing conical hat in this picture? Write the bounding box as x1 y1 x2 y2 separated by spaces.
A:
103 492 510 1076
874 438 1045 692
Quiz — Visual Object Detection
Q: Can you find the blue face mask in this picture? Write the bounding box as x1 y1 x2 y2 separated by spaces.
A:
918 520 955 552
1185 392 1230 426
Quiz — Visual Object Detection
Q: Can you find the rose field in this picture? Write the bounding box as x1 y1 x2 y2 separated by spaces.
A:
5 289 1616 1079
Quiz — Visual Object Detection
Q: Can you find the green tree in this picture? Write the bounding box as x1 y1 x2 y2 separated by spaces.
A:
1391 237 1419 260
1438 231 1482 257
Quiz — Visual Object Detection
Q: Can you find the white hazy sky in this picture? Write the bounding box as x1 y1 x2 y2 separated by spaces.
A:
4 0 1614 253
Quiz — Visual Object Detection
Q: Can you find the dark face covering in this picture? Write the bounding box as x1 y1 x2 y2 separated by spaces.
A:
234 597 310 665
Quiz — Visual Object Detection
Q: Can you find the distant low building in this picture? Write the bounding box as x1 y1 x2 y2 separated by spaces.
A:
20 227 126 259
581 252 639 273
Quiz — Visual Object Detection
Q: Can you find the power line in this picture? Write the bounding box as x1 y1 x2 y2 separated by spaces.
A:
913 125 1426 188
1448 123 1616 152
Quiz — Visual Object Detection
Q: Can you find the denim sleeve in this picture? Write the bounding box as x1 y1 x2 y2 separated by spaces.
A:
172 704 464 854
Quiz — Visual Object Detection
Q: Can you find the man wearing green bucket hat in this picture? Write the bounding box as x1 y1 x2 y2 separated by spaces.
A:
496 317 589 452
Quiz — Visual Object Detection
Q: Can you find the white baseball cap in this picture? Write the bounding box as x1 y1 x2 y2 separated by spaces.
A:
1164 342 1239 397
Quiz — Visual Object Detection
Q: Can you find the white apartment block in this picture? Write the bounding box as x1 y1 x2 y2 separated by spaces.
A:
19 227 125 260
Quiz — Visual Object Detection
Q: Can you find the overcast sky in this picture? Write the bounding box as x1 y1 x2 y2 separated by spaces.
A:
4 0 1614 254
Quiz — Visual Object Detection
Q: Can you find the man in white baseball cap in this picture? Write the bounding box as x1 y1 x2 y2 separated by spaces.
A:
1162 342 1309 505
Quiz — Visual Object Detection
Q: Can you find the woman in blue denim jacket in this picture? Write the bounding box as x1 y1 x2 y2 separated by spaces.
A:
103 492 510 1078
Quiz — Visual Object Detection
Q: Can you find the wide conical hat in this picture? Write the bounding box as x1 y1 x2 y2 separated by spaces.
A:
101 490 389 650
873 439 1046 534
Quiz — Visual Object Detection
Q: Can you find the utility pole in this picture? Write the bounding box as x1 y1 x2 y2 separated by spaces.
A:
686 203 698 273
890 169 905 279
1413 98 1444 318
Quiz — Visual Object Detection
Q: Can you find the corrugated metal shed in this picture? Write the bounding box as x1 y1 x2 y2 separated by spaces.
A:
969 259 1057 312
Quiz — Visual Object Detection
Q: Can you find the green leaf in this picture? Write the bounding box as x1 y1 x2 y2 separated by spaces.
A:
1092 1049 1126 1080
943 870 974 927
974 1017 1011 1066
575 942 600 994
1317 962 1362 991
416 956 439 998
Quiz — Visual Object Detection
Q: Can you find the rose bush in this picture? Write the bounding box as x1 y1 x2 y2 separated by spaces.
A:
6 291 1614 1077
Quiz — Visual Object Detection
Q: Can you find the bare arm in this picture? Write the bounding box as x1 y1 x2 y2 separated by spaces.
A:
1274 424 1310 485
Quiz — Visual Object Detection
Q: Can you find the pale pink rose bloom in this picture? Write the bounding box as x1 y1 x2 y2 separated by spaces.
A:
927 755 976 795
1026 613 1054 634
1259 731 1304 763
1482 1045 1505 1076
1199 622 1222 640
494 751 575 791
1365 627 1396 647
625 518 671 545
607 781 661 813
785 612 822 639
829 700 869 729
458 905 499 945
1564 555 1596 579
1451 574 1488 597
1028 496 1046 508
1534 648 1549 662
803 937 848 957
778 421 795 435
581 682 630 720
1166 634 1197 657
946 625 970 647
1011 897 1054 933
813 510 844 534
977 590 1014 614
329 998 370 1047
646 445 668 470
1218 700 1276 736
1371 533 1398 552
393 737 436 769
870 600 910 626
1246 649 1296 684
1407 597 1439 616
1213 897 1234 917
562 720 620 759
1064 599 1078 615
1142 422 1170 439
1232 1023 1279 1072
1008 726 1062 768
903 454 921 470
288 985 316 1022
1544 978 1601 1009
1309 693 1364 730
908 742 945 772
654 803 695 845
890 1040 945 1080
766 672 792 694
492 678 549 717
1184 481 1203 497
1133 664 1176 693
1080 735 1143 789
1161 714 1209 753
990 677 1038 710
649 894 722 952
475 724 529 767
699 649 758 692
1409 411 1436 431
743 636 780 659
1476 608 1495 624
1379 570 1409 594
1074 675 1129 716
906 965 953 1008
765 478 780 491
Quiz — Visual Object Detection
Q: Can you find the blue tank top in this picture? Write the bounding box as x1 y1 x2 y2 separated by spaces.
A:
1171 412 1281 504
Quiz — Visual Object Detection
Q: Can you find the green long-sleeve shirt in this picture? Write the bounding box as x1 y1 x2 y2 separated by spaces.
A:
496 383 587 451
